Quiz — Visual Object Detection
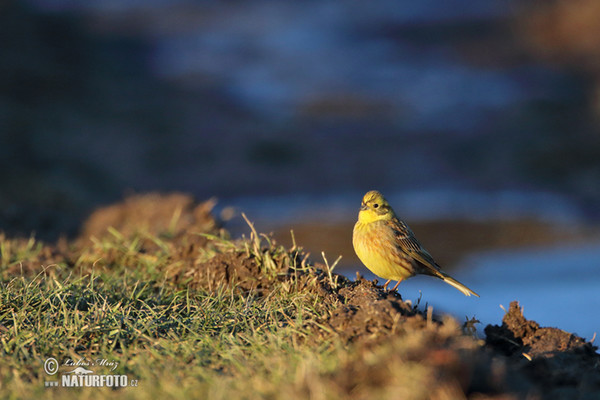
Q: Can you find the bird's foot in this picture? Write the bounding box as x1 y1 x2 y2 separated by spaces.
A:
389 279 403 292
382 279 391 291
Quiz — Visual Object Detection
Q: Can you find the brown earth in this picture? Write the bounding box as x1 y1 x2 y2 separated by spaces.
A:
485 302 600 397
78 192 219 246
2 193 599 399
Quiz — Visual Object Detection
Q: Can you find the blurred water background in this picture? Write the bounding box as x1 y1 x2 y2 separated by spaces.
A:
1 0 600 338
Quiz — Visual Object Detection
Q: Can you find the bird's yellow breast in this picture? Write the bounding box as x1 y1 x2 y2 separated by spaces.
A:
352 220 413 281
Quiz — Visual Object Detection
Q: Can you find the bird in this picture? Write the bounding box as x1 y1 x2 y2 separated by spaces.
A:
352 190 479 297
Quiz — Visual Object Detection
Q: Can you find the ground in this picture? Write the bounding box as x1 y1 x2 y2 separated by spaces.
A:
0 193 598 399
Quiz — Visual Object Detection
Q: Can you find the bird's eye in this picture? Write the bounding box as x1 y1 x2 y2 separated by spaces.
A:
373 203 379 209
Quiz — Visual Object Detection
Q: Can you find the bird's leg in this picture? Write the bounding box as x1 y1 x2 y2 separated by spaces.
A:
382 279 391 291
390 279 403 292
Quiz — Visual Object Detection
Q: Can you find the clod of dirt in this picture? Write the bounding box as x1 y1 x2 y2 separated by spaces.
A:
485 301 596 359
485 301 600 398
176 251 286 293
323 277 420 342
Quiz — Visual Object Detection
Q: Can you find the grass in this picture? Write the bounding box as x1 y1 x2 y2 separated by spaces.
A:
1 254 313 398
0 207 484 400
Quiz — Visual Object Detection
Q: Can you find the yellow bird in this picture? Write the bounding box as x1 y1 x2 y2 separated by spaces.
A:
352 190 479 297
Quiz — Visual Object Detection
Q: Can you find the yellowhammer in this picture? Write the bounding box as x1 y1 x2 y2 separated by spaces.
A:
353 190 479 297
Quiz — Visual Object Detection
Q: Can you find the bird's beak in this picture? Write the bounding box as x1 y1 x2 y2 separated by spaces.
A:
360 203 368 211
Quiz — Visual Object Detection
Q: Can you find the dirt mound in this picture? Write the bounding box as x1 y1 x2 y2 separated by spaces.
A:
78 192 219 242
3 193 224 278
175 251 288 293
322 276 420 342
72 193 223 271
175 236 426 343
486 301 594 358
485 301 600 397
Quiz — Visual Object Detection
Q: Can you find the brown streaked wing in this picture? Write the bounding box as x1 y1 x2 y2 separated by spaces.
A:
387 218 441 275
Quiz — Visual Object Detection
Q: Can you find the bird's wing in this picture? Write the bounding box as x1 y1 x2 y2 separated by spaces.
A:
389 218 442 275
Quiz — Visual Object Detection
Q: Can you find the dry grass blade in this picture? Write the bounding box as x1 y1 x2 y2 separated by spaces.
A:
321 251 341 289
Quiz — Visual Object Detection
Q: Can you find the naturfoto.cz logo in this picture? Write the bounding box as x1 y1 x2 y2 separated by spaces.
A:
43 357 139 388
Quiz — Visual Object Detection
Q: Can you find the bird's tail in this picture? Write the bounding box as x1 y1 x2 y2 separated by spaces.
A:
440 272 479 297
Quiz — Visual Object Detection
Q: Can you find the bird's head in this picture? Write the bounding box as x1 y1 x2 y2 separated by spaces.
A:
358 190 395 223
